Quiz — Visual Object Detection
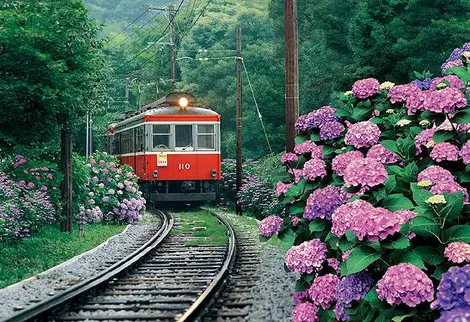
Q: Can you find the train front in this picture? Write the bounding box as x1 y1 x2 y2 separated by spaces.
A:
107 92 221 203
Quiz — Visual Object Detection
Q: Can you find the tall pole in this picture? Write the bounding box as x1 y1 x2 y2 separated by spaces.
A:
125 77 130 110
169 5 176 90
284 0 299 152
236 28 243 216
85 112 89 157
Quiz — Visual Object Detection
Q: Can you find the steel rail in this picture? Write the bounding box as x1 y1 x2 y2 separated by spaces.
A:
177 212 237 321
1 209 173 322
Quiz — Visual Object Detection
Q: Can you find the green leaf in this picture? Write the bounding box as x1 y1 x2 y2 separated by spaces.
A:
278 229 296 250
388 250 426 270
295 279 310 292
410 216 441 240
438 192 464 223
364 286 380 305
309 219 326 233
433 130 455 143
335 109 351 117
381 235 410 250
345 230 358 242
322 145 336 155
443 225 470 243
381 140 398 153
413 246 444 266
384 175 397 194
371 117 383 124
289 201 306 215
340 245 381 276
310 133 320 142
294 135 307 144
452 109 470 124
412 189 434 207
392 311 417 322
381 194 414 211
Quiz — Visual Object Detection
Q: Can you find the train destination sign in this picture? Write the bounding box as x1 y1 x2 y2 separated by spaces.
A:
157 153 168 167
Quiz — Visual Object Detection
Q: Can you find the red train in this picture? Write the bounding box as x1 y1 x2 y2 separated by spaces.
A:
107 92 221 203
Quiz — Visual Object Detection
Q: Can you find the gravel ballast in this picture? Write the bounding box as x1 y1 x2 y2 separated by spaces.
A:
0 217 162 320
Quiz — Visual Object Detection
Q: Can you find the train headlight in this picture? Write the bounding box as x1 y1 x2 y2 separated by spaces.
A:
178 97 189 108
211 169 217 177
153 170 158 178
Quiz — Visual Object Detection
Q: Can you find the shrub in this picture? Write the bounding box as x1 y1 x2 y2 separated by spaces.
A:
264 43 470 321
0 173 54 241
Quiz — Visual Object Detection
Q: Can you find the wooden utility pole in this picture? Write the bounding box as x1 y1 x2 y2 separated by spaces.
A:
169 5 176 90
60 124 73 232
236 28 243 216
284 0 299 152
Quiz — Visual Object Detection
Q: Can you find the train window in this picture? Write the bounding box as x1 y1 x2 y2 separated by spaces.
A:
197 124 215 150
152 124 170 150
136 126 144 152
175 125 193 150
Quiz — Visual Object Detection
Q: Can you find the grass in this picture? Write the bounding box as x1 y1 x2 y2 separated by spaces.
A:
0 223 126 289
172 210 228 246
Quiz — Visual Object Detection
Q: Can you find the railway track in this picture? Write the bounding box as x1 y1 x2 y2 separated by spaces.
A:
1 209 237 322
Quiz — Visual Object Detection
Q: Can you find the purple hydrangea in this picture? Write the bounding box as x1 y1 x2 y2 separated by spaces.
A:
334 272 374 321
281 152 298 164
310 106 340 128
302 158 327 181
352 78 381 99
432 265 470 310
366 144 400 164
304 186 343 221
345 121 381 148
461 140 470 164
275 181 293 197
388 83 420 104
414 128 437 154
430 75 466 90
292 302 319 322
411 78 432 90
430 142 460 162
294 290 310 304
441 43 470 74
308 274 340 309
423 88 467 113
327 258 340 273
377 263 434 307
319 121 345 140
417 165 454 184
436 306 470 322
332 150 364 176
343 158 388 188
285 239 327 274
430 181 469 202
444 242 470 264
295 114 313 132
258 215 283 238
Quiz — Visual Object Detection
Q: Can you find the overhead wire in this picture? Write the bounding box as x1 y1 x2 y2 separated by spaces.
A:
178 0 212 43
106 9 149 43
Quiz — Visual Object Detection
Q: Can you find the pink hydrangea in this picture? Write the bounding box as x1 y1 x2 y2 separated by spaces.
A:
388 83 420 104
461 141 470 164
294 141 323 159
342 249 352 262
423 88 467 113
444 242 470 263
292 302 319 322
332 150 364 176
258 215 284 238
417 165 454 184
331 200 375 237
405 88 428 115
320 121 345 140
430 75 466 90
377 263 434 307
430 142 460 162
302 158 327 181
345 121 381 148
352 78 380 99
343 158 387 188
430 181 469 202
308 274 340 309
285 239 327 274
275 181 293 197
414 128 437 154
291 215 300 227
394 210 419 223
327 258 340 272
366 144 400 164
281 152 298 164
294 290 310 304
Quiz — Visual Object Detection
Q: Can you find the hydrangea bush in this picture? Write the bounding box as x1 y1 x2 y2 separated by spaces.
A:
77 151 145 224
261 43 470 321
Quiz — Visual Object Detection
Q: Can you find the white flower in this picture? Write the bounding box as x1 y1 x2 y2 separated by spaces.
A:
380 81 395 90
396 119 412 127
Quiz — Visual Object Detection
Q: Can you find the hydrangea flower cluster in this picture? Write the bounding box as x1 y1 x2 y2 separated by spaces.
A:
441 42 470 73
275 181 293 197
110 197 145 223
430 181 469 202
285 239 327 274
294 106 339 132
292 302 319 322
411 78 432 90
302 158 327 181
303 185 342 220
436 307 470 322
377 263 434 307
414 128 437 154
334 272 374 321
351 78 380 99
343 158 387 188
281 152 298 164
432 265 470 311
423 88 467 113
461 140 470 164
430 142 460 162
366 144 399 164
332 150 364 176
429 75 465 90
417 165 454 184
258 215 283 238
308 274 339 309
444 242 470 264
344 121 381 148
294 141 324 159
319 121 345 140
388 84 420 104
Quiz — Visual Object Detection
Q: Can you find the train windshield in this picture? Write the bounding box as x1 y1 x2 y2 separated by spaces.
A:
152 125 170 150
175 125 193 149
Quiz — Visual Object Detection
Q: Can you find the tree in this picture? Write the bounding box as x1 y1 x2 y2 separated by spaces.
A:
0 0 107 231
